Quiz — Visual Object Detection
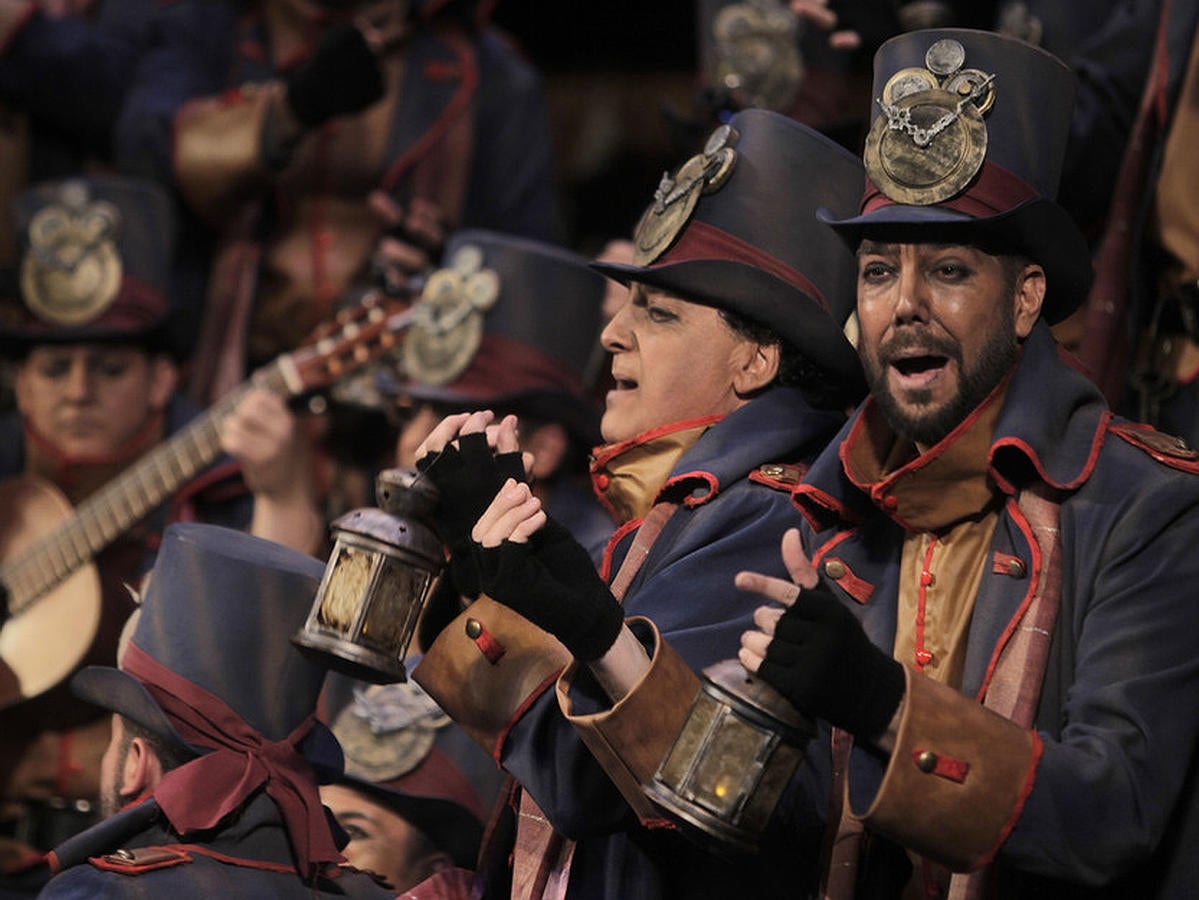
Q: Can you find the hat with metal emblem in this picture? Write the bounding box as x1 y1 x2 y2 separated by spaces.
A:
590 106 864 385
382 229 606 446
819 28 1092 323
0 175 175 357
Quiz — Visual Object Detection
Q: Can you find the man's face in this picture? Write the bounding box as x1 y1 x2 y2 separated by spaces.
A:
855 241 1043 446
599 285 761 444
14 344 176 459
321 783 443 891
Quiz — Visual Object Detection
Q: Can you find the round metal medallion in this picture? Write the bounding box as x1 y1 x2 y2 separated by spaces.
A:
403 270 488 385
943 68 996 115
881 67 939 106
333 702 436 783
632 169 703 266
20 201 123 326
924 38 966 76
865 89 987 206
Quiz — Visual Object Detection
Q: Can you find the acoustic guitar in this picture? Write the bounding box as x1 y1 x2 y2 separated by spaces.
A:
0 293 419 709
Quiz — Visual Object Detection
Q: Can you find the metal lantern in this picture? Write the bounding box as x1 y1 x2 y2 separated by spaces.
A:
293 468 444 683
648 658 815 853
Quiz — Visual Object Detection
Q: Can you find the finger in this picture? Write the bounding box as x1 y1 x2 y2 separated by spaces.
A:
790 0 837 29
474 492 542 547
752 604 784 635
780 528 819 590
368 189 404 228
492 415 520 454
472 479 532 535
829 30 862 50
740 627 776 660
738 644 765 673
508 508 548 544
734 569 802 607
415 412 473 458
376 237 428 273
458 409 495 436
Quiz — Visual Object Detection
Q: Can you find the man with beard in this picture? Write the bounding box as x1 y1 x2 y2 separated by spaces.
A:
735 28 1199 899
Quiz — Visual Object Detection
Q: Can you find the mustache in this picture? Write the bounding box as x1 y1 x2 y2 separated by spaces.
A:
877 330 961 365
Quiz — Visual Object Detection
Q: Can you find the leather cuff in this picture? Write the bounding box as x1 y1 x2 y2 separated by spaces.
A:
413 596 570 759
851 667 1039 871
557 618 701 823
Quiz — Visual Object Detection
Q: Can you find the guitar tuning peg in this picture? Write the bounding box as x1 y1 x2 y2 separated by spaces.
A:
379 332 396 348
353 345 371 363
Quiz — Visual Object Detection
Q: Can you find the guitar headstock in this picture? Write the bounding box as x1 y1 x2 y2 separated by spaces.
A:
279 293 419 397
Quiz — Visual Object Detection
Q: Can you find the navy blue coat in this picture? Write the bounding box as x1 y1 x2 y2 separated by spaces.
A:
500 386 844 899
788 323 1199 897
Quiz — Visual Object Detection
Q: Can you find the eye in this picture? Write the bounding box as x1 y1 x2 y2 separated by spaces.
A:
859 260 893 283
645 303 678 324
340 823 370 842
933 260 971 281
95 358 133 379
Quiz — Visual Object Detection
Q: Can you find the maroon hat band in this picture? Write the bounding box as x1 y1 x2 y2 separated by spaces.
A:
440 333 586 400
121 641 344 877
654 220 829 312
860 159 1042 220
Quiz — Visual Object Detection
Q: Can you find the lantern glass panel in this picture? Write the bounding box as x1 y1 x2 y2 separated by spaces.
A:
360 558 433 653
318 544 375 633
684 709 768 818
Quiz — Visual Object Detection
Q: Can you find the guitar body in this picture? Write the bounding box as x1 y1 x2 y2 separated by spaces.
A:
0 476 102 710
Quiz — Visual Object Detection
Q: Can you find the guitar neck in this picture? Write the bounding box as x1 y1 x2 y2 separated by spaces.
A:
3 363 294 616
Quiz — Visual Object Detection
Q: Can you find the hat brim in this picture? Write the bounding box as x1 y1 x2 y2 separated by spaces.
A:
336 775 483 870
817 198 1093 324
71 664 345 782
591 258 864 385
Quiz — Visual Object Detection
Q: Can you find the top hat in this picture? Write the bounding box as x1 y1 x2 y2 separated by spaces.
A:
0 175 176 357
71 524 338 769
819 28 1092 323
591 107 864 385
328 679 497 869
383 229 606 445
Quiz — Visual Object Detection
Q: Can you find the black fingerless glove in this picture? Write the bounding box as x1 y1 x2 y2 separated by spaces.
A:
285 22 386 129
416 432 525 597
476 532 624 661
757 583 905 739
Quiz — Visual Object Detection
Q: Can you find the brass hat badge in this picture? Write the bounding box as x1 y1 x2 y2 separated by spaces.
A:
633 123 740 265
402 243 499 386
333 682 452 782
864 38 997 206
20 181 123 326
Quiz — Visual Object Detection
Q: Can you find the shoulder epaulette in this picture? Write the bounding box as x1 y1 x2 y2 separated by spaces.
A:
1109 422 1199 473
749 462 807 492
88 846 191 874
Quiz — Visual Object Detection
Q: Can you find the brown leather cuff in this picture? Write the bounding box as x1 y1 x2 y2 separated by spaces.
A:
412 596 570 759
557 618 700 823
852 667 1039 871
173 83 278 225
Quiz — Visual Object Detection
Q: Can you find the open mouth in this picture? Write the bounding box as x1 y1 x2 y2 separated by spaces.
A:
892 354 947 377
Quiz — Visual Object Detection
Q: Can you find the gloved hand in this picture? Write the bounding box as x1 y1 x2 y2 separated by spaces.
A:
416 431 525 597
475 522 624 661
284 22 386 129
757 582 905 739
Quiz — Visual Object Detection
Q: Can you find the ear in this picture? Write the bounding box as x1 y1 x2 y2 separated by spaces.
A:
1013 264 1046 339
119 735 166 802
733 342 780 396
148 355 178 412
524 422 569 481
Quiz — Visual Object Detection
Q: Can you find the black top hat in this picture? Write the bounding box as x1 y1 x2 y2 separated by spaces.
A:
72 523 333 757
591 107 864 385
819 28 1092 323
0 175 176 357
384 229 605 445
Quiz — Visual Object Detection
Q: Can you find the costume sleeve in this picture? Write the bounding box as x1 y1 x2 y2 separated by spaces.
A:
460 31 561 241
111 1 240 192
0 7 150 155
502 485 803 838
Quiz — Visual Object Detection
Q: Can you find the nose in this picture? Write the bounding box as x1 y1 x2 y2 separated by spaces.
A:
62 355 94 401
891 263 930 326
600 294 634 354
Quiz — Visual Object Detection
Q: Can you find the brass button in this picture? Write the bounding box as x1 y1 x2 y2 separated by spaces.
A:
916 751 938 773
824 559 847 579
760 464 785 478
465 618 482 639
1006 559 1026 578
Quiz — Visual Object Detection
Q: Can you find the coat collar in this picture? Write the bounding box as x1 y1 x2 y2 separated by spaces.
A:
796 322 1109 530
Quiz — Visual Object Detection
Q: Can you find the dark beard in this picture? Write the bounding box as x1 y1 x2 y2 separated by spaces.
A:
864 323 1018 446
